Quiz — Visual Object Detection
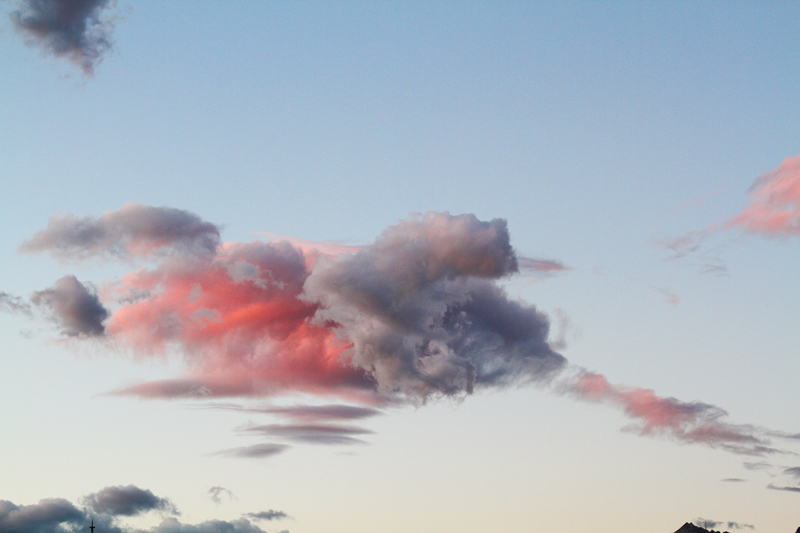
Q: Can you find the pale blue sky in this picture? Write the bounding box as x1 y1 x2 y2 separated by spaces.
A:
1 2 799 533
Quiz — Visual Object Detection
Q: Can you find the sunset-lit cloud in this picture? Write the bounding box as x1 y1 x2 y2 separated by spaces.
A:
725 154 800 237
664 154 800 273
9 0 118 75
564 371 785 456
20 203 221 261
13 205 799 460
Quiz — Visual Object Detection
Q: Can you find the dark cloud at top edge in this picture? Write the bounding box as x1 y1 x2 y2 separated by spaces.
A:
10 0 117 75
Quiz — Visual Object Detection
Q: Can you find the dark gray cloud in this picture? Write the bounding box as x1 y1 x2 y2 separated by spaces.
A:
767 484 800 493
304 212 565 401
0 498 85 533
31 275 108 337
82 485 177 517
207 487 233 505
241 423 373 445
210 443 290 459
21 204 221 261
0 292 32 316
243 511 288 522
694 518 754 531
1 490 273 533
10 0 117 75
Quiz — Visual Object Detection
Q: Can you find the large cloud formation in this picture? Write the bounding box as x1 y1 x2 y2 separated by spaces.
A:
0 485 283 533
12 205 799 459
9 0 117 75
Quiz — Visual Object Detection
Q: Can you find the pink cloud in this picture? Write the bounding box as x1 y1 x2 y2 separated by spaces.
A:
565 371 782 455
726 154 800 237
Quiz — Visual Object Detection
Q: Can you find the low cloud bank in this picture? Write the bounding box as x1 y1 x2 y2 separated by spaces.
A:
0 485 285 533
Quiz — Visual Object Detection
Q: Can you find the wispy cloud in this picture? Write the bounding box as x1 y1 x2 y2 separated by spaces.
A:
10 0 119 75
694 518 754 530
564 370 787 456
243 510 289 522
31 275 108 337
664 154 800 273
210 443 290 459
208 487 234 505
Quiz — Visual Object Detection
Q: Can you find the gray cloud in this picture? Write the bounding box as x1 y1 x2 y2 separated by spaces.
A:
207 403 383 422
207 487 233 505
243 511 288 522
210 443 290 459
743 462 772 471
694 518 754 531
82 486 177 517
148 517 267 533
721 478 746 482
1 490 275 533
21 204 221 261
241 423 373 445
783 466 800 480
0 498 86 533
10 0 117 75
304 212 566 401
31 275 108 337
0 292 32 316
767 484 800 493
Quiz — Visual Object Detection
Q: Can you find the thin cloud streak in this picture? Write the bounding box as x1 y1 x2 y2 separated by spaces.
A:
564 370 786 456
210 443 290 459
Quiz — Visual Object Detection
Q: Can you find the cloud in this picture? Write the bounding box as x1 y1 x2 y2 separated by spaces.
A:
20 204 221 261
0 292 32 316
782 466 800 480
743 462 772 471
721 478 746 482
242 511 288 522
304 212 565 400
694 519 754 530
90 211 565 402
664 154 800 273
9 0 117 75
564 371 784 456
240 422 373 445
207 487 233 505
0 498 85 533
726 154 800 237
146 517 267 533
210 443 290 459
766 484 800 493
82 485 177 517
31 275 108 337
19 206 799 458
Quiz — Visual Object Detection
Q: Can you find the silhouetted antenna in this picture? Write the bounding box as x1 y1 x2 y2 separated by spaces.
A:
90 519 95 533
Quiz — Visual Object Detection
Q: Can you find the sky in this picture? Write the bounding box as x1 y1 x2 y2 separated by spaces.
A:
1 2 799 533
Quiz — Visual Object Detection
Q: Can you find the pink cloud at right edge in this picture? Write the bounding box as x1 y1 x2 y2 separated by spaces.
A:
726 154 800 237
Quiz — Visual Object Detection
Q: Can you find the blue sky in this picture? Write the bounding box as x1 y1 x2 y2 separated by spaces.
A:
1 2 799 533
